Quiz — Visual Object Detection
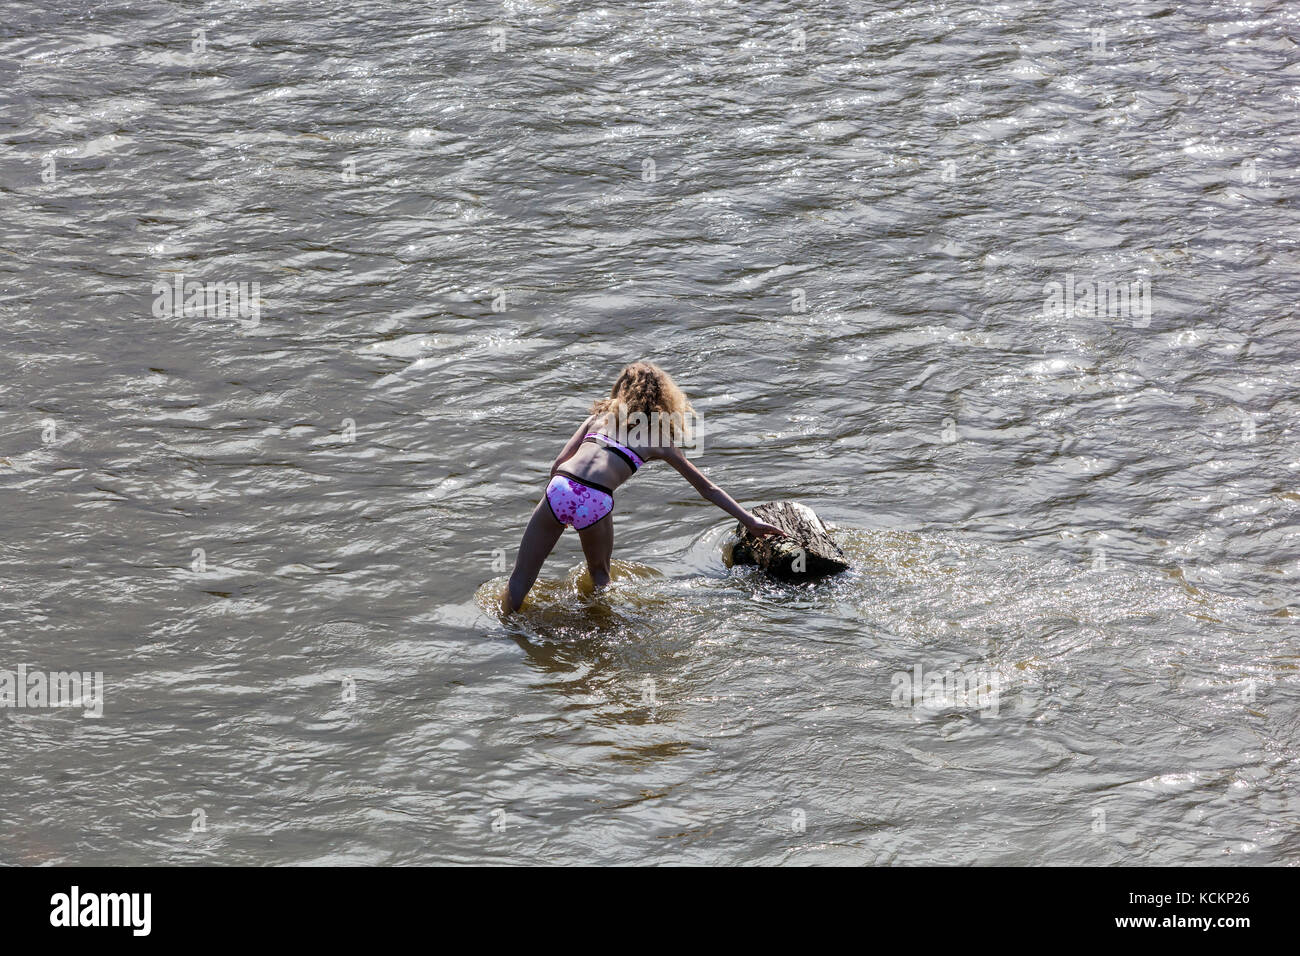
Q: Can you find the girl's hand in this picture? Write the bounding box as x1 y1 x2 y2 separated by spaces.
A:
745 518 786 538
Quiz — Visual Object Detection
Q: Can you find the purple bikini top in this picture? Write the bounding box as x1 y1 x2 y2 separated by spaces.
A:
582 433 645 471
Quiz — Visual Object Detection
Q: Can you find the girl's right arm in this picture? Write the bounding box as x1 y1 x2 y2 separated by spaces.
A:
659 445 784 536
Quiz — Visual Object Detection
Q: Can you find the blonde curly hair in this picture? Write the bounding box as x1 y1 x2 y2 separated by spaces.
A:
590 362 695 446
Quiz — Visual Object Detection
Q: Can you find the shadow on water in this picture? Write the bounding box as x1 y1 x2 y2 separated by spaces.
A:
472 519 916 709
476 519 996 649
474 560 697 720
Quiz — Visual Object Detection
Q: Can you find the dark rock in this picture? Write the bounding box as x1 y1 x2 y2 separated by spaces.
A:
730 501 850 580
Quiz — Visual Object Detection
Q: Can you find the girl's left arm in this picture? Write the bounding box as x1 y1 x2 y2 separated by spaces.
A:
550 415 596 476
658 445 784 536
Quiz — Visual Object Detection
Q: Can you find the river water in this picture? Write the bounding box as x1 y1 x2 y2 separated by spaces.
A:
1 0 1297 865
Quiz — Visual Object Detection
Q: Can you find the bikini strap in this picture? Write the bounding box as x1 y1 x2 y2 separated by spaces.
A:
582 433 645 471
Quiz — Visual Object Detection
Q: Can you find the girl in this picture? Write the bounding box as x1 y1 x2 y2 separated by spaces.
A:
501 362 785 613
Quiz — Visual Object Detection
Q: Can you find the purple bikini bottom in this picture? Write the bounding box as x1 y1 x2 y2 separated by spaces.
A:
545 470 614 530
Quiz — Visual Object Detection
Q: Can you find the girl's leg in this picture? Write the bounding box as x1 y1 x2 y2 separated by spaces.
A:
502 499 565 612
577 514 614 589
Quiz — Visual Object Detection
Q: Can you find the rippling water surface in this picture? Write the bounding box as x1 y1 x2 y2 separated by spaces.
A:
1 0 1298 865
